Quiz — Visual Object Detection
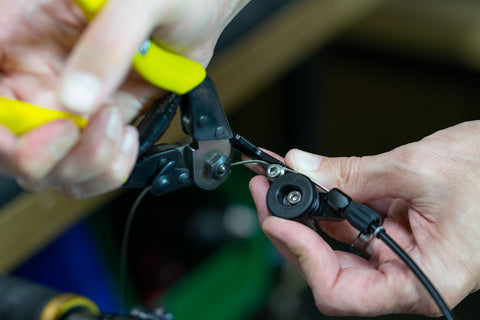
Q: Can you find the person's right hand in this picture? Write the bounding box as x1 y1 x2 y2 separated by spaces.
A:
59 0 252 115
250 121 480 317
0 0 250 198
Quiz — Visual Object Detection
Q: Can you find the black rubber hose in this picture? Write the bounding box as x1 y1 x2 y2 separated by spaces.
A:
375 228 455 320
0 275 59 320
137 94 182 158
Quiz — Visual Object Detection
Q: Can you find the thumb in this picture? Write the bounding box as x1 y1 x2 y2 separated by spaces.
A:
60 0 179 114
285 148 418 203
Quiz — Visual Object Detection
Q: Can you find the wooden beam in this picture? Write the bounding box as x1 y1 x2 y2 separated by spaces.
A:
0 189 120 272
209 0 386 112
343 0 480 68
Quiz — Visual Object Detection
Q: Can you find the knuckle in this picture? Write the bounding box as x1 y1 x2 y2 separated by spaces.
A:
88 143 112 170
15 159 49 181
394 144 436 181
336 156 365 189
57 146 112 183
108 160 129 186
396 145 423 171
16 177 50 192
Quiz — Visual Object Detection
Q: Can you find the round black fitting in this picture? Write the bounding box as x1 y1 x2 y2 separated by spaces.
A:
266 173 321 221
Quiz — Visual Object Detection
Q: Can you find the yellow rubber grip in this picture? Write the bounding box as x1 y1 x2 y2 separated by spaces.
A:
73 0 105 20
0 97 87 135
73 0 206 94
0 0 206 135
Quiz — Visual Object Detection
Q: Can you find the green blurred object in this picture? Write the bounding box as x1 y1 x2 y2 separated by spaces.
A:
162 233 275 320
159 159 277 320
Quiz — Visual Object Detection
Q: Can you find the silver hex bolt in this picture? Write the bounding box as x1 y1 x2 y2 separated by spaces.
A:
266 164 285 181
205 154 231 180
286 190 302 205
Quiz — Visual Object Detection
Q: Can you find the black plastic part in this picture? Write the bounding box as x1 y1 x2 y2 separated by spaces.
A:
137 93 182 158
230 133 284 167
65 315 132 320
344 201 382 234
65 314 148 320
124 144 191 196
267 176 382 228
267 173 321 220
66 313 172 320
0 276 172 320
0 275 59 320
65 304 174 320
181 76 232 141
326 189 351 212
150 158 191 196
375 229 456 320
126 74 233 194
324 188 381 234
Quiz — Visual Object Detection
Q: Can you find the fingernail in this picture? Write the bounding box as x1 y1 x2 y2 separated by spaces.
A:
121 128 138 153
16 177 50 192
105 108 121 140
49 127 80 160
290 149 322 172
61 71 102 113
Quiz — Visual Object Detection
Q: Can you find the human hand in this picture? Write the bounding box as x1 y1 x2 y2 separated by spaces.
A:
0 0 249 198
249 121 480 317
59 0 251 114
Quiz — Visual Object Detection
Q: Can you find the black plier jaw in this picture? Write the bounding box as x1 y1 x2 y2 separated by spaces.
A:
124 76 233 196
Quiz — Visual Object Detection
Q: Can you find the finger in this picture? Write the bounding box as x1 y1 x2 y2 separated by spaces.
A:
284 148 426 204
103 84 164 124
59 125 139 198
249 175 428 316
250 175 308 271
10 119 80 180
249 175 367 272
367 198 395 215
250 173 377 262
313 254 423 316
0 125 18 174
50 106 123 185
61 0 181 114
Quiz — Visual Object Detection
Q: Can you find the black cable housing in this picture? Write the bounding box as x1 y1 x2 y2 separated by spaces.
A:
262 168 456 319
373 226 456 320
321 187 456 319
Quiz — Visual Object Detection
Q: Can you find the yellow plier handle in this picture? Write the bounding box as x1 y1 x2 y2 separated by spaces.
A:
0 97 88 135
73 0 206 95
0 0 206 135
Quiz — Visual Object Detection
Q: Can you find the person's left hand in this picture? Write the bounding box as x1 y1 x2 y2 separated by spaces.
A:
0 0 250 198
0 0 158 198
249 121 480 317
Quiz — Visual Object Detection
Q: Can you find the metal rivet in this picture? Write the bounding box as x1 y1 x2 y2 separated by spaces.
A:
178 173 191 187
205 154 230 180
214 126 225 138
197 115 209 128
266 165 281 180
217 163 228 176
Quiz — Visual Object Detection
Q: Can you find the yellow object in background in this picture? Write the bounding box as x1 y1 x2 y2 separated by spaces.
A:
0 97 87 135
